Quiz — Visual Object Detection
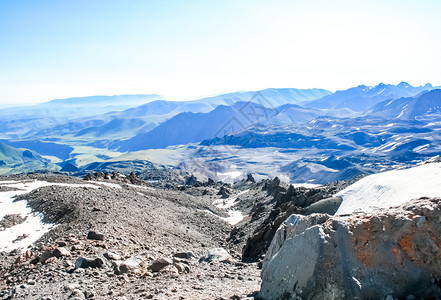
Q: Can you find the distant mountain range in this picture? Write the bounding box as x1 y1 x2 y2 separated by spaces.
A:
0 94 163 138
112 84 441 152
1 83 441 181
0 88 330 141
112 102 274 151
111 102 356 151
305 82 437 112
0 94 163 120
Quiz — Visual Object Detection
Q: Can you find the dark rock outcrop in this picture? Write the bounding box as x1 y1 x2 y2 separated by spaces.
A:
217 186 230 199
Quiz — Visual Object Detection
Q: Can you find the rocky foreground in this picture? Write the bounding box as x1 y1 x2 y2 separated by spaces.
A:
0 174 263 299
2 167 441 299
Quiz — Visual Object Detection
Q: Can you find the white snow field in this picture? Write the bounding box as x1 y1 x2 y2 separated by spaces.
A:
0 180 99 252
335 162 441 215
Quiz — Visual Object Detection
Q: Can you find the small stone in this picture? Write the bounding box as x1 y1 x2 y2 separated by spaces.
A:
75 257 104 269
112 262 129 275
103 251 121 260
53 247 71 257
174 263 190 273
27 279 36 285
44 257 57 264
64 284 81 291
56 241 67 247
199 248 232 263
84 291 94 298
86 231 104 241
173 251 196 259
148 258 173 272
71 244 82 251
39 246 70 263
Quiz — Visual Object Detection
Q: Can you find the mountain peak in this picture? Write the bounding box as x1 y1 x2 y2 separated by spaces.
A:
398 81 411 88
424 83 433 88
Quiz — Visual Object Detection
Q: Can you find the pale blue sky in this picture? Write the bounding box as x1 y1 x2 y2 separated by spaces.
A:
1 0 441 104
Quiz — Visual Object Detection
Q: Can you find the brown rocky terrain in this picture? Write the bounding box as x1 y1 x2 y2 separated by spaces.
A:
0 174 262 299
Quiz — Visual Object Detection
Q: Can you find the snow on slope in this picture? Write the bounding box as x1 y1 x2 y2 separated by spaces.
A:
0 180 100 251
335 162 441 215
212 189 250 225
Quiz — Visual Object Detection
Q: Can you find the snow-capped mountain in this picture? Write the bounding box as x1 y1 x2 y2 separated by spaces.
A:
366 89 441 119
305 82 436 112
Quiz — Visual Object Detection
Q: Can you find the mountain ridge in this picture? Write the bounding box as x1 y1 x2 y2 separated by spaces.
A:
366 89 441 119
305 82 438 112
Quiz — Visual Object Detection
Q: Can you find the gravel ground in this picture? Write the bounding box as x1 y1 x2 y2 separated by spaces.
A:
0 174 261 300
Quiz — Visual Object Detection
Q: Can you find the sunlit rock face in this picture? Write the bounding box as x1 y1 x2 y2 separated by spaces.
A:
260 198 441 299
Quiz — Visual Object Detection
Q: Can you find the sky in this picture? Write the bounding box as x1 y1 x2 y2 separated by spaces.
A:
1 0 441 105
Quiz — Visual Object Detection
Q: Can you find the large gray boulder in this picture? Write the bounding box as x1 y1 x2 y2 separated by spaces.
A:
260 198 441 299
199 248 232 263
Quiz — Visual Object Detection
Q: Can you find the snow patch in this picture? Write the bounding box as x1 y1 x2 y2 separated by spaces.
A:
199 209 246 226
127 184 155 191
212 189 250 225
222 211 246 225
213 189 249 209
0 180 98 252
335 163 441 215
292 183 322 189
413 144 430 153
0 180 20 184
91 181 122 189
216 171 242 180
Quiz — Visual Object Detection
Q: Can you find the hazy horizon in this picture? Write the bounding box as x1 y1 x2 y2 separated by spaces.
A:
0 80 439 108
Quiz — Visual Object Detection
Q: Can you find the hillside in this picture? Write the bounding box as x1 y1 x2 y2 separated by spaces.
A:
366 89 441 119
0 143 59 175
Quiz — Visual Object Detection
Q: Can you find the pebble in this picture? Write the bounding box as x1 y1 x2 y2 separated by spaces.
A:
86 231 105 241
27 279 36 285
